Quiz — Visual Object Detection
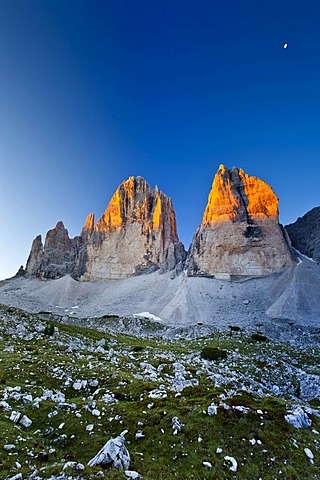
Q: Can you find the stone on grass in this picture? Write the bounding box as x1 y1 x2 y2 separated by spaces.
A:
9 411 21 423
224 455 238 472
23 394 33 404
148 389 167 399
285 405 311 428
125 471 142 479
0 400 12 411
102 393 118 404
73 380 87 391
63 461 85 471
87 430 130 469
19 415 32 427
207 403 218 415
7 474 22 480
304 447 314 462
172 416 184 435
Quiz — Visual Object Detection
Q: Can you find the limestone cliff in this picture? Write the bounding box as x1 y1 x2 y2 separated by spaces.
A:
187 165 294 278
81 176 186 279
25 177 186 280
25 222 86 279
25 235 44 275
286 207 320 264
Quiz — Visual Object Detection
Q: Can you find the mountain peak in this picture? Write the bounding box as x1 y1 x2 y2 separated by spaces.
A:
188 165 293 278
202 165 278 226
82 213 95 236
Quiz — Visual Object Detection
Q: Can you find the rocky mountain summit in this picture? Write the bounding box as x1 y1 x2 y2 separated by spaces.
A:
25 166 295 281
286 207 320 264
82 176 186 280
26 176 186 280
187 165 294 278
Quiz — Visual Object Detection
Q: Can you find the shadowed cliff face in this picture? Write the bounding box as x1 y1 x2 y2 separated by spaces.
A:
25 177 186 280
285 207 320 264
187 165 294 278
25 222 87 280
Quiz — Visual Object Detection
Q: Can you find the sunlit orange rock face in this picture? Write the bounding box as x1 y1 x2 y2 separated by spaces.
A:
93 176 178 239
81 176 185 280
81 213 95 238
187 165 294 278
25 177 186 280
203 165 278 224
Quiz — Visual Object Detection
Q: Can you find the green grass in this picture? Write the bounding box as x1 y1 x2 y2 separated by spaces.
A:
0 304 319 479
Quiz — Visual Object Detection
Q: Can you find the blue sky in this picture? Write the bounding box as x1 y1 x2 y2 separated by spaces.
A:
0 0 320 279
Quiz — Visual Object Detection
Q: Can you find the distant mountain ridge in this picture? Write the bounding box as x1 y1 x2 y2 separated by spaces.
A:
24 165 295 281
285 207 320 264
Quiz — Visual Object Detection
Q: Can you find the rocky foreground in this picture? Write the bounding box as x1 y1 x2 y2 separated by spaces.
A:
0 304 319 479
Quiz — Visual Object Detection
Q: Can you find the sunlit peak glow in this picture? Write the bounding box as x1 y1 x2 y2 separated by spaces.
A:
202 166 279 225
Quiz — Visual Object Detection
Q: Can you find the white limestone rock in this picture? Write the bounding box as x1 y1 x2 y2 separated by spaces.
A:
304 447 314 463
63 461 85 471
19 415 32 427
172 416 184 435
87 430 130 469
224 455 238 472
285 405 311 428
207 402 218 415
125 471 142 479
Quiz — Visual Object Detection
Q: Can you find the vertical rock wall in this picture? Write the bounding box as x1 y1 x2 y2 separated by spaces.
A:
187 165 294 278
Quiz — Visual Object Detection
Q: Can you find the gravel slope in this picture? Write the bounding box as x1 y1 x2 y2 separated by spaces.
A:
1 254 320 329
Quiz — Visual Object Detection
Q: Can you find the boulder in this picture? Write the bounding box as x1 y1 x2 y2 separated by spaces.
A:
285 405 312 428
87 430 130 469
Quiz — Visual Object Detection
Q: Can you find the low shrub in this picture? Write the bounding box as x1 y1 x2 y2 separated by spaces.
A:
133 345 144 352
43 323 55 336
228 325 241 332
201 346 228 361
251 333 268 342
